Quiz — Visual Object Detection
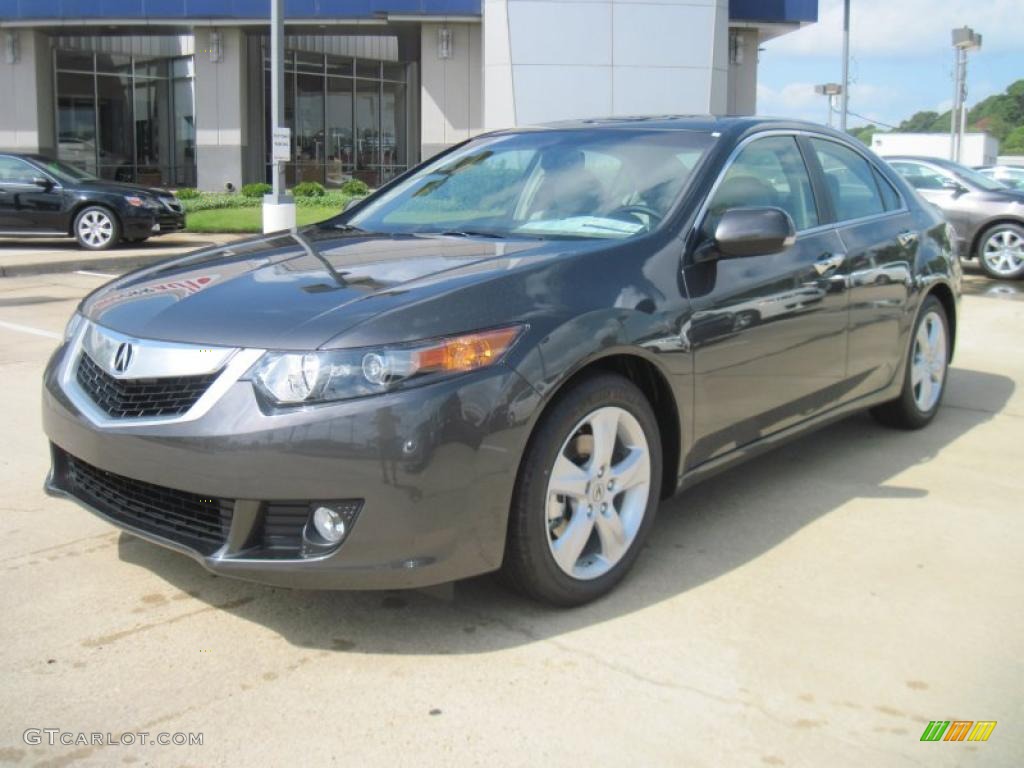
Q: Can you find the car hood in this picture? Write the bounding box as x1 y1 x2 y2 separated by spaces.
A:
76 179 170 197
80 226 604 350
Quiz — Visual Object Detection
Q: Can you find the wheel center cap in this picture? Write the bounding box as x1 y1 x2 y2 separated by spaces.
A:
588 481 606 503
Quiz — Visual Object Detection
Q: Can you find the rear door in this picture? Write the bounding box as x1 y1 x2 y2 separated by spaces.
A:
807 138 918 402
684 134 850 466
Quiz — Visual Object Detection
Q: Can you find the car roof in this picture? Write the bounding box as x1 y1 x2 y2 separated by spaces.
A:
492 115 852 139
884 155 962 170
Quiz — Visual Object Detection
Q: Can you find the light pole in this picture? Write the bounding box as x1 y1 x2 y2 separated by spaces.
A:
263 0 296 233
839 0 850 131
950 26 982 163
815 83 843 128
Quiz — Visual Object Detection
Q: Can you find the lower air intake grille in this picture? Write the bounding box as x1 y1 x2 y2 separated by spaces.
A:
65 454 233 555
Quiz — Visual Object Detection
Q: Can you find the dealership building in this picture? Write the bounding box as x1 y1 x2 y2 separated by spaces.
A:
0 0 816 191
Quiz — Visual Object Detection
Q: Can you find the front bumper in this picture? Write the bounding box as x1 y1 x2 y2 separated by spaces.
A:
121 207 185 239
41 338 540 590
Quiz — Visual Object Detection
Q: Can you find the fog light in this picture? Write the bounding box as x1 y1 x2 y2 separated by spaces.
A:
312 506 346 543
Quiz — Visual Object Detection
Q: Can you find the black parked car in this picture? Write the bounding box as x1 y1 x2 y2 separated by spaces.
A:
0 154 185 250
42 117 960 606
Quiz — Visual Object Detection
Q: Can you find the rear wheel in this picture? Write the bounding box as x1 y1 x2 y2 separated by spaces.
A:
977 223 1024 279
502 373 662 606
74 206 120 250
871 295 950 430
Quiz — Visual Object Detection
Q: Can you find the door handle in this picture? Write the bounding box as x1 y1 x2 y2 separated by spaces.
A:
897 230 919 247
813 252 845 275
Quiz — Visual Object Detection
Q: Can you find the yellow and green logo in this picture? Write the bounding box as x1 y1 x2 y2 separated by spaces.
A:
920 721 997 742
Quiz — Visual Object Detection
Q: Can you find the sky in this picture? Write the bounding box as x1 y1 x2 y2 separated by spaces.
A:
756 0 1024 129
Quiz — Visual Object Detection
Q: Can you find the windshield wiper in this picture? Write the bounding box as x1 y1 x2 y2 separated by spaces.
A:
331 223 364 232
435 229 507 239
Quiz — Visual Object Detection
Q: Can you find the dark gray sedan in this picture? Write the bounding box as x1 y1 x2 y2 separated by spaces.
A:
887 155 1024 279
43 117 960 606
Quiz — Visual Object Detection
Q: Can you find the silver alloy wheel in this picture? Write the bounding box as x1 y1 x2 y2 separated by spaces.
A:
545 406 651 580
910 310 947 412
982 228 1024 276
77 210 115 248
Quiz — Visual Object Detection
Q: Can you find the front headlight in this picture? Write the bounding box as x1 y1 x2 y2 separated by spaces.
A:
251 325 524 406
124 195 161 209
63 312 84 341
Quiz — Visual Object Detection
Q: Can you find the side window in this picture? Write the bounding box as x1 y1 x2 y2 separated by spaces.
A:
890 161 949 191
0 156 39 184
810 139 885 221
707 136 819 232
873 168 902 211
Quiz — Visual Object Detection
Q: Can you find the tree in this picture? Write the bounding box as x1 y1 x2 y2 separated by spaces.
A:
1003 126 1024 155
849 125 878 146
898 111 942 132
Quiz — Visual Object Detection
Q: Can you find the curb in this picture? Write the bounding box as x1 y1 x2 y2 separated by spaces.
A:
0 253 174 278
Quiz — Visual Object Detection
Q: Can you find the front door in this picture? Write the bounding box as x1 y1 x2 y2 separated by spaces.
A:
0 156 65 233
684 135 849 467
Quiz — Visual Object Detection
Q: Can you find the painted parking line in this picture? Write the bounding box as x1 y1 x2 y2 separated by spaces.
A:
0 320 62 340
74 270 118 278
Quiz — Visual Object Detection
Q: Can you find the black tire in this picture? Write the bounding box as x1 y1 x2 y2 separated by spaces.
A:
74 206 121 251
125 236 150 244
975 222 1024 280
501 373 663 606
871 295 950 430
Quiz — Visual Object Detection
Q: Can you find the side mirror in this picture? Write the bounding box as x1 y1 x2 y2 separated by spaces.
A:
32 177 54 190
942 178 967 194
697 207 796 261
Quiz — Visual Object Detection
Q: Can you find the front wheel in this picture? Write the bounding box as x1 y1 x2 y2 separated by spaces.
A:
502 373 663 606
977 223 1024 279
871 295 950 430
74 206 120 250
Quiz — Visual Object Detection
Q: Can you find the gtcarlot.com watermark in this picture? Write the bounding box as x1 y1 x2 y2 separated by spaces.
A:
24 729 203 747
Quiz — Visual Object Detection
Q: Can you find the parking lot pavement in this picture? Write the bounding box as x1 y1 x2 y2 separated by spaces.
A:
0 233 244 277
0 268 1021 767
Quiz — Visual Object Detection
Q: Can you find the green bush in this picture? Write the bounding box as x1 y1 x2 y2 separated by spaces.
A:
174 187 200 200
178 189 355 214
292 181 326 198
340 178 370 196
241 182 272 198
180 193 262 212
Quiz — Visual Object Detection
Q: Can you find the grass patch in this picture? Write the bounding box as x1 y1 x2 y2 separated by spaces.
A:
185 206 340 233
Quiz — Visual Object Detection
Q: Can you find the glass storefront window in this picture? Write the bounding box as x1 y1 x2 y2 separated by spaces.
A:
295 72 325 184
54 50 195 188
95 73 134 182
354 79 381 186
56 71 98 175
264 45 407 189
326 76 354 186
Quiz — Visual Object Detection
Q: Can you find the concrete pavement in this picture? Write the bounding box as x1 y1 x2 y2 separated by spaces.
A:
0 234 244 277
0 269 1021 767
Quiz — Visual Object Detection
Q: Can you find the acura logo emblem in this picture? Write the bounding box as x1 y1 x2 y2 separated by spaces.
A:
112 342 134 374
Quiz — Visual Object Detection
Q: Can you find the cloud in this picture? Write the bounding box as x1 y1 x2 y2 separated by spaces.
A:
757 80 904 124
764 0 1020 58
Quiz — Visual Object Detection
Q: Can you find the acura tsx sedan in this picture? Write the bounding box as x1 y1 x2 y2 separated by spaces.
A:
42 117 960 606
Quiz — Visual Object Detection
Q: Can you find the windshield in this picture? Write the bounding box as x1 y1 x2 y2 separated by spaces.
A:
950 163 1007 191
346 129 714 239
38 158 99 184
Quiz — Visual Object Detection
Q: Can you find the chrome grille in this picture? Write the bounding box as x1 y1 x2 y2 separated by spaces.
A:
76 352 219 419
158 195 183 213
